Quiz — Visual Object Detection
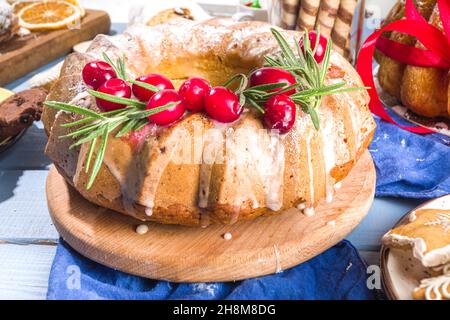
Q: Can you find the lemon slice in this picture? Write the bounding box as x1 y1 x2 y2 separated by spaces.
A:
18 1 81 31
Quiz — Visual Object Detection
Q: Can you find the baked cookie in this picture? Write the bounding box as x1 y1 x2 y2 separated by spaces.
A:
382 209 450 267
412 273 450 300
430 263 450 276
0 88 47 140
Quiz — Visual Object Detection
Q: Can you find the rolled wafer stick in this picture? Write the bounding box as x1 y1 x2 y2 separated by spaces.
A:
344 35 352 62
331 0 357 56
316 0 341 39
296 0 320 32
280 0 301 30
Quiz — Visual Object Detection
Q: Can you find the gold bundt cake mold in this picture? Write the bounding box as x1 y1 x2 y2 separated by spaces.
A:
43 19 375 226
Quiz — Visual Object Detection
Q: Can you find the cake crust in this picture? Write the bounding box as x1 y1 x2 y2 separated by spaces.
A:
44 19 375 226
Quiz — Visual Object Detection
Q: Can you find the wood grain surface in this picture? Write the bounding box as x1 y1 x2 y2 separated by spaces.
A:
0 10 111 86
46 151 376 282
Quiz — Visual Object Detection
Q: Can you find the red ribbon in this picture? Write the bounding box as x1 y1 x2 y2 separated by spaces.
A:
356 0 450 134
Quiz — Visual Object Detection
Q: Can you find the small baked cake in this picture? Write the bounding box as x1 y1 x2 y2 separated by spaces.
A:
43 19 375 226
0 88 47 141
382 209 450 267
377 0 449 118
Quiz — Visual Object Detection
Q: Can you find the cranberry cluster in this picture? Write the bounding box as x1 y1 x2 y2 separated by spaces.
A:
81 31 327 133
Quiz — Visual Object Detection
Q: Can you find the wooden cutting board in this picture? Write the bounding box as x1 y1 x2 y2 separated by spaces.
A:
46 151 376 282
0 9 110 86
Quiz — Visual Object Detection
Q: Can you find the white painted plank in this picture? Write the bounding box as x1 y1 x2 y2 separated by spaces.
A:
0 170 58 240
0 244 56 300
0 122 51 171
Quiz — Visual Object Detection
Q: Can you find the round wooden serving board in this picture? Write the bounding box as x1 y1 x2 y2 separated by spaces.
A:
46 151 375 282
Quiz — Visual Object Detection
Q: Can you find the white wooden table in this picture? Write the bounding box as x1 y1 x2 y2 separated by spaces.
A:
0 1 421 300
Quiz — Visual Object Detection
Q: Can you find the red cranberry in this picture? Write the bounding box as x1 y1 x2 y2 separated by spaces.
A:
82 61 116 89
146 89 185 126
299 31 328 63
263 94 296 134
204 87 243 123
249 67 296 95
178 77 212 112
95 78 131 112
132 74 174 102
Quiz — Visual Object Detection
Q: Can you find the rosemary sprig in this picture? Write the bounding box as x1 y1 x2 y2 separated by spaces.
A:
45 97 176 189
223 28 366 130
264 28 366 130
102 52 127 79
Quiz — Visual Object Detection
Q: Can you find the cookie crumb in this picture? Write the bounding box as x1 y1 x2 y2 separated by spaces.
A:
136 224 149 235
223 232 232 240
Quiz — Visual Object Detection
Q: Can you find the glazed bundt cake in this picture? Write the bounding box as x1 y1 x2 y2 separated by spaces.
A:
377 0 449 118
43 18 375 226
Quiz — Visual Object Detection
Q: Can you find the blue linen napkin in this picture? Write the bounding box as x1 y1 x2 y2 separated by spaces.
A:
47 113 450 300
47 239 377 300
371 115 450 199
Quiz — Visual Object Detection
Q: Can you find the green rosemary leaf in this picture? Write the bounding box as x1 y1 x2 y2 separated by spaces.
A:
264 55 282 67
61 116 96 128
102 52 117 69
295 37 306 66
320 40 332 84
87 89 146 108
69 127 106 149
291 82 346 98
115 119 139 138
102 52 117 71
268 83 299 96
223 73 248 93
308 106 320 130
239 93 246 106
102 53 127 80
118 55 127 79
87 126 109 190
45 101 105 120
270 28 298 66
128 79 159 93
247 97 265 114
60 122 101 139
312 26 321 56
134 118 149 131
248 82 288 92
127 101 179 119
85 137 97 173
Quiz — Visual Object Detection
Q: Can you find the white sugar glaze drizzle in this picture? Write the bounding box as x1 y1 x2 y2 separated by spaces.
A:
319 107 337 204
418 274 450 300
198 124 227 209
433 263 450 275
259 131 285 211
305 132 315 208
68 91 90 106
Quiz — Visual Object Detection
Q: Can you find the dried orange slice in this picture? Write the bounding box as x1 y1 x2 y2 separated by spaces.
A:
17 1 81 31
63 0 85 17
12 1 37 15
